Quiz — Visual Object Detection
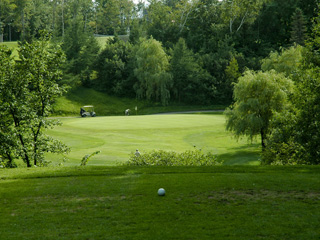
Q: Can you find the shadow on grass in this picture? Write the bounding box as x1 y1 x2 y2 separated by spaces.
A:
218 143 261 165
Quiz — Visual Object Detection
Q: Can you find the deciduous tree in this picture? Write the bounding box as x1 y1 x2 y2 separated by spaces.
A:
0 34 69 167
225 70 293 149
220 0 266 34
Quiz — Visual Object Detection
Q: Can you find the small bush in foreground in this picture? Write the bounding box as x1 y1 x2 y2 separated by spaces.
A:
124 149 222 166
80 151 101 166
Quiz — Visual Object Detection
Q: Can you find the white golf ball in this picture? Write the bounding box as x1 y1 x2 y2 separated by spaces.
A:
158 188 166 196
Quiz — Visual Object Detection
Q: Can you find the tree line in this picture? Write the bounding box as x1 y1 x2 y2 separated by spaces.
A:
1 0 318 105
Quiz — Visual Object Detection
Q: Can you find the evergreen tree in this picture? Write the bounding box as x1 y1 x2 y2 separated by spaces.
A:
170 38 212 104
290 8 307 46
62 19 99 86
94 37 134 96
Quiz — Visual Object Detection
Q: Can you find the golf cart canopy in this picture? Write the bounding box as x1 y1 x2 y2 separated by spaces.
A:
80 105 96 117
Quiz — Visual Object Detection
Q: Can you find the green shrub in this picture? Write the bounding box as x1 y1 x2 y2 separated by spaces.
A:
80 151 101 166
124 149 222 166
261 140 307 165
0 157 17 168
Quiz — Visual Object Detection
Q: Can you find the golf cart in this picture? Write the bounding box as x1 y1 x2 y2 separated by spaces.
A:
80 105 96 117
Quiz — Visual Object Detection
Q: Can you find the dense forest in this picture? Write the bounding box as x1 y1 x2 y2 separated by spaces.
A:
0 0 318 104
1 0 320 166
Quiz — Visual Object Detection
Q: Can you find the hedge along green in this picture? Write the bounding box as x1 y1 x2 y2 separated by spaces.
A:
44 113 261 166
124 149 223 166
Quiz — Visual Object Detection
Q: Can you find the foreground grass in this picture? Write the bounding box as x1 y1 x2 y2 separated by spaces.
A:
44 113 260 166
1 166 319 240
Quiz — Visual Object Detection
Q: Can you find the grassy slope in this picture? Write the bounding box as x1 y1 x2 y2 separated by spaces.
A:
1 166 319 240
53 87 147 116
44 113 260 166
53 87 226 116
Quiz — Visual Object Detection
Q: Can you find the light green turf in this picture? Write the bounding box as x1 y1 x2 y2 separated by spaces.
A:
45 113 260 166
0 41 19 58
95 36 112 48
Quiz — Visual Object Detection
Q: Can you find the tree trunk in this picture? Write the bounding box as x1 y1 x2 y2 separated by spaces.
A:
260 128 266 150
61 0 64 36
21 9 25 41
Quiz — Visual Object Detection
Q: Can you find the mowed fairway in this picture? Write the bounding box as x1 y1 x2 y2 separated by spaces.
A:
46 113 260 166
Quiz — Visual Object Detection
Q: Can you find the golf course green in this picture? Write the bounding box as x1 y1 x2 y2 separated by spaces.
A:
45 113 260 166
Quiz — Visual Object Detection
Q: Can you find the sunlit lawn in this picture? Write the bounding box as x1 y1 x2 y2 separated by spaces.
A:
44 113 260 167
0 41 19 58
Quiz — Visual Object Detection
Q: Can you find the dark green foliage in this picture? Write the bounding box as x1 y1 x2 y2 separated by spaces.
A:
0 47 16 167
261 17 320 165
128 20 146 45
61 20 99 86
125 149 221 166
144 0 180 48
261 110 304 165
254 0 300 49
199 35 239 102
170 38 213 104
94 37 134 96
77 35 100 87
290 8 307 45
293 68 320 164
3 0 318 107
292 15 320 164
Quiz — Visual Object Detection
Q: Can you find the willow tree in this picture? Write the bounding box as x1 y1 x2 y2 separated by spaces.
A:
134 37 172 106
225 70 293 149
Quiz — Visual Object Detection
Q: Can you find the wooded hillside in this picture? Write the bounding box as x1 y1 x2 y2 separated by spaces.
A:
0 0 318 105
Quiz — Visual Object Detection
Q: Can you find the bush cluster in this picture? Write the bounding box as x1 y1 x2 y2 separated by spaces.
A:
124 149 222 166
